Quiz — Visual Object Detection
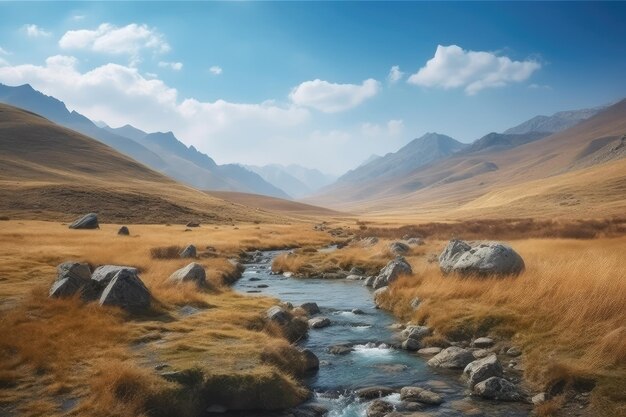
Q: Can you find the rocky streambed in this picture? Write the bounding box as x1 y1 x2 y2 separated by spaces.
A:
234 250 533 417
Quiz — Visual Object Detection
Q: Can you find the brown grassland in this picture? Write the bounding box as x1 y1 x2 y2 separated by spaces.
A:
0 220 333 417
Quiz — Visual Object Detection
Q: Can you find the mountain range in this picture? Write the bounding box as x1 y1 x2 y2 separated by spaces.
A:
308 101 625 219
0 83 289 199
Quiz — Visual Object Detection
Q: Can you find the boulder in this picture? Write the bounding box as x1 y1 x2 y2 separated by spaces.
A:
186 221 200 227
389 241 410 255
364 276 375 287
346 274 364 280
403 325 432 341
439 240 525 277
179 244 197 258
356 386 396 399
352 308 365 315
472 337 495 348
407 238 424 246
267 305 290 325
300 302 321 315
463 354 504 388
68 213 99 229
92 265 139 285
329 344 353 355
400 386 444 405
168 262 206 286
117 226 130 236
371 257 412 289
428 347 475 369
49 262 92 298
472 349 491 359
373 286 389 308
308 317 331 329
401 338 421 351
301 349 319 372
99 269 151 312
417 347 442 355
366 399 393 417
472 377 524 402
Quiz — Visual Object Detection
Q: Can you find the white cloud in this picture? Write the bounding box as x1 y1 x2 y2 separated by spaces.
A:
23 24 51 38
0 55 310 166
408 44 541 95
388 65 404 83
289 78 381 113
59 23 170 56
209 66 222 75
361 119 404 137
72 15 86 21
158 61 183 71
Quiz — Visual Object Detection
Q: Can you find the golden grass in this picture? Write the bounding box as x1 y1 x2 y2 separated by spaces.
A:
0 220 333 417
376 237 626 416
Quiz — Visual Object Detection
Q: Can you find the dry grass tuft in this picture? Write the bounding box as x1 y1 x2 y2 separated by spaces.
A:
150 246 183 260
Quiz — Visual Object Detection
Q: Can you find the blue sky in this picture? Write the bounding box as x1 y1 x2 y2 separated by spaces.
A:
1 2 625 174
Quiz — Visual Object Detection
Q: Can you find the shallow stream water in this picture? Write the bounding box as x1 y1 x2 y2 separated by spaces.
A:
234 250 531 417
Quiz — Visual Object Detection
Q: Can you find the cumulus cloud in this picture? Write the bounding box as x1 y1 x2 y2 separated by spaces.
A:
158 61 183 71
59 23 170 56
23 24 51 38
289 78 381 113
388 65 404 83
0 55 309 165
408 44 540 95
209 66 222 75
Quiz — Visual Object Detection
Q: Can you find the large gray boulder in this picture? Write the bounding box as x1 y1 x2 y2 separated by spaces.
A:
472 377 524 401
117 226 130 236
403 325 432 341
49 262 92 298
99 269 151 312
439 240 525 276
179 244 197 258
428 346 475 369
400 386 444 405
68 213 99 229
92 265 139 286
371 257 412 289
301 349 319 372
355 386 396 399
463 354 504 388
168 262 206 286
308 317 331 329
300 302 320 315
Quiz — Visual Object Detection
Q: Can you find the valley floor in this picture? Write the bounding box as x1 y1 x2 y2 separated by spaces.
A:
0 218 624 417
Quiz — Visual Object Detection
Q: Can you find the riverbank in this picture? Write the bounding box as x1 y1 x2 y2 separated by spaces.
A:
0 221 333 417
271 234 626 417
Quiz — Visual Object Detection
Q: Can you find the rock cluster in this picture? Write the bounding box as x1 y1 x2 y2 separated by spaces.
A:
49 262 150 312
366 257 413 289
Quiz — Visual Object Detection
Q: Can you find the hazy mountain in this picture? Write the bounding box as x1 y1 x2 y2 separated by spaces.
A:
0 102 274 224
0 83 167 169
246 164 312 198
358 154 382 168
504 106 604 135
283 164 337 191
0 83 289 198
335 133 466 185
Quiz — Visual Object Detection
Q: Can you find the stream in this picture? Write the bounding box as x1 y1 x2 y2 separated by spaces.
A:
234 250 532 417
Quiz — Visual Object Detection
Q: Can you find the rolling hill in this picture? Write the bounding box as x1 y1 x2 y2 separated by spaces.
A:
0 103 284 224
309 100 626 220
0 83 290 198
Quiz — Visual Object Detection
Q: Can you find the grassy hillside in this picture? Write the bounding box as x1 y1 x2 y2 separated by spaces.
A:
0 103 284 224
311 100 626 221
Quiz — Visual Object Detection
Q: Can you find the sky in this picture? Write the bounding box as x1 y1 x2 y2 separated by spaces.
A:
1 2 625 175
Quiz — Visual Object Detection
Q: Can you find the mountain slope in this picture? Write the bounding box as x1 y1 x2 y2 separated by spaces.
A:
0 103 280 224
0 83 290 198
316 99 626 219
246 164 311 198
504 106 603 135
